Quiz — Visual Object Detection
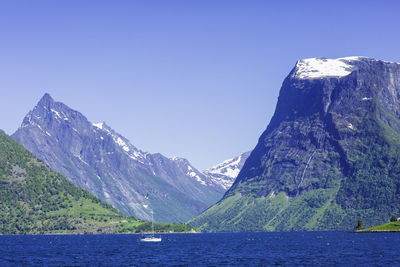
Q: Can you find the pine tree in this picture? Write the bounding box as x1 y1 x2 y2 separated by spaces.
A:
356 220 364 230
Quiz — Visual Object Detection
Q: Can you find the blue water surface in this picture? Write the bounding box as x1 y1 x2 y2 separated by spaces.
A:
0 232 399 266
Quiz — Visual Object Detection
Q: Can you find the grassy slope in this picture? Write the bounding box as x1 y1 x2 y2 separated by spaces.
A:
0 130 192 234
358 222 400 232
190 189 343 232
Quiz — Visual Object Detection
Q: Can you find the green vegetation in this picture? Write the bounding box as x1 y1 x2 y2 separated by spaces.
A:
0 130 193 234
356 220 363 230
357 221 400 232
356 215 400 232
119 221 193 233
337 117 400 211
190 188 347 232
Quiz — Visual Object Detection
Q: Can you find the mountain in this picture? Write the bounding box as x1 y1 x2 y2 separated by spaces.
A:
203 151 251 190
190 56 400 231
12 94 224 223
0 129 133 234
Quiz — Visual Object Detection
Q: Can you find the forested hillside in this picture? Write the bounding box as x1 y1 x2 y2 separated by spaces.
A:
0 130 192 234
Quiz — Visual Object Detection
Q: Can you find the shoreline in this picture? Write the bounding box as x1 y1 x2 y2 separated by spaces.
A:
8 229 400 236
354 230 400 233
0 231 199 236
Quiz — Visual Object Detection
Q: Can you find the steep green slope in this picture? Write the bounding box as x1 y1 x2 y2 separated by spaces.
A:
190 57 400 231
0 129 192 234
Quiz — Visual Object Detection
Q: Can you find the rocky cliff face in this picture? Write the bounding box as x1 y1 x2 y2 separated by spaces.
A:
190 57 400 231
12 94 225 222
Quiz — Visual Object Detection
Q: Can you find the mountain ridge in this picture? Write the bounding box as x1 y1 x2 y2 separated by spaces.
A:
13 94 227 222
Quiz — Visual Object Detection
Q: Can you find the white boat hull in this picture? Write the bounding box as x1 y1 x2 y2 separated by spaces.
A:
140 237 162 242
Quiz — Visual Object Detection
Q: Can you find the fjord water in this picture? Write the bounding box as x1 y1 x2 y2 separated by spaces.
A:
0 232 399 266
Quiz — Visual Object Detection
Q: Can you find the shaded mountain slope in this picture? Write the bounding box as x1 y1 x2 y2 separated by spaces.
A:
190 57 400 231
12 94 224 222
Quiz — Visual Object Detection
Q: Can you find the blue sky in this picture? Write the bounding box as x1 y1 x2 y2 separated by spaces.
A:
1 1 400 169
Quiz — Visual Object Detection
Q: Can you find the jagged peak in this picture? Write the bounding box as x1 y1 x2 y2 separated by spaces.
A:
17 94 91 134
34 93 75 118
37 93 55 107
41 92 53 100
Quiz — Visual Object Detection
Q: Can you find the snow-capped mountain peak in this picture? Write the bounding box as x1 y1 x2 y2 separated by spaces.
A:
203 151 251 190
293 56 400 80
206 156 242 178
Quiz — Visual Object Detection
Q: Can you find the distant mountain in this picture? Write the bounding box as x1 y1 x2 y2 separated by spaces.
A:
190 57 400 231
12 94 224 223
203 151 251 190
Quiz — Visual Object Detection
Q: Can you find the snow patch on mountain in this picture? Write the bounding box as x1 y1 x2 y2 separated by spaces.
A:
203 151 251 190
50 108 63 120
207 156 242 178
293 57 359 79
114 136 130 152
293 56 400 80
187 165 206 185
205 152 249 178
93 121 148 163
92 122 104 129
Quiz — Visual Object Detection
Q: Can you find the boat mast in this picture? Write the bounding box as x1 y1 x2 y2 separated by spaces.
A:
151 209 154 236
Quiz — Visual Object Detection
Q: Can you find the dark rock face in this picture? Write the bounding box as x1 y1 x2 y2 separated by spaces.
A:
190 57 400 231
12 94 224 223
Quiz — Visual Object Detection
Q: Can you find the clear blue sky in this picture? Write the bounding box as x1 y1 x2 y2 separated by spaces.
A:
1 0 400 169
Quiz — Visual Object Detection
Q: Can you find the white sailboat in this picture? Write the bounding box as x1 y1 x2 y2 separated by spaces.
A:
140 207 162 242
